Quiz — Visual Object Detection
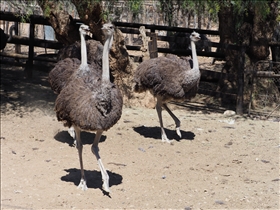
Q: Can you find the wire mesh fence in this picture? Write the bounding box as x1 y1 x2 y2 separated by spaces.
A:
249 60 280 119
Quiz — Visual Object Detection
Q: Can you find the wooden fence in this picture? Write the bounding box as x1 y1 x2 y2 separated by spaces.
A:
2 11 274 114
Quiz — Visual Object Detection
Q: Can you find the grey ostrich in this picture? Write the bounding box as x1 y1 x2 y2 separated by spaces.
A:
134 31 201 143
54 23 123 193
49 24 102 140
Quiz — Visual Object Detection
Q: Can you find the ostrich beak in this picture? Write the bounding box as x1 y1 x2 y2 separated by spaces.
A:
85 29 92 38
87 31 92 38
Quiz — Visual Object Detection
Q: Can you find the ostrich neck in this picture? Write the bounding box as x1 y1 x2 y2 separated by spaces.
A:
191 40 199 70
80 33 88 69
102 35 113 82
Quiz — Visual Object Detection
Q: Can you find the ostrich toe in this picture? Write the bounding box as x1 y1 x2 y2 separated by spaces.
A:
77 178 88 191
161 130 172 144
176 127 182 138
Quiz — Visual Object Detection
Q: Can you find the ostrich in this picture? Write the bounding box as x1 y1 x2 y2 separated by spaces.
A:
49 24 102 140
54 23 123 193
0 28 8 50
0 26 15 51
134 31 201 143
169 31 211 52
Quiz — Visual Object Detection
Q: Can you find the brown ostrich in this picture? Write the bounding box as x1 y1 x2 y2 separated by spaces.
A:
54 23 123 193
134 31 201 143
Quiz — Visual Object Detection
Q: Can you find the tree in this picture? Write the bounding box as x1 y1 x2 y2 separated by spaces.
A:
216 1 279 108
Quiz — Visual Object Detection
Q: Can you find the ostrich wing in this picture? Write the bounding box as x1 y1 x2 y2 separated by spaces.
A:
134 56 197 100
49 58 81 94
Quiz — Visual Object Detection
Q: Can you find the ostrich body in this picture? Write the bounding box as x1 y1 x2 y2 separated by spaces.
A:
134 31 201 143
49 35 103 94
54 23 123 193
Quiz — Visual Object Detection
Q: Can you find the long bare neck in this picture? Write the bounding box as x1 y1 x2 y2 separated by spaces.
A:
80 32 88 69
102 34 113 81
191 40 199 70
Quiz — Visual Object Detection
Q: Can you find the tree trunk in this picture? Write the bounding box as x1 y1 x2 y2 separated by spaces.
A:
216 5 238 109
37 0 80 45
271 23 280 62
217 1 279 110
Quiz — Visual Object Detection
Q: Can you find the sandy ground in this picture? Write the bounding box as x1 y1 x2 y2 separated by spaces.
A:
0 62 279 210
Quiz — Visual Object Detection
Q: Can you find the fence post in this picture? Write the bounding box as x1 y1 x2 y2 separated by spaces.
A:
148 32 158 59
236 46 246 115
25 21 35 78
14 22 21 55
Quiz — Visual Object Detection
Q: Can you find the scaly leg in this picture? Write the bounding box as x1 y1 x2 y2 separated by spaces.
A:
74 126 88 191
162 103 182 138
91 130 110 193
156 97 172 143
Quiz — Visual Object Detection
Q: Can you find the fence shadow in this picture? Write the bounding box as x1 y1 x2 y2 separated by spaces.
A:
0 62 56 115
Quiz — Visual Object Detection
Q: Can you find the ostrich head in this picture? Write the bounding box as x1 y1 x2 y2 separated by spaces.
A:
190 31 201 42
102 23 115 48
79 24 92 38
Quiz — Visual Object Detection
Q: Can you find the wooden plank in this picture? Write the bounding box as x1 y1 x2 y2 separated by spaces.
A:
0 52 28 59
0 11 50 25
0 52 57 62
256 71 280 78
113 21 220 35
8 35 63 49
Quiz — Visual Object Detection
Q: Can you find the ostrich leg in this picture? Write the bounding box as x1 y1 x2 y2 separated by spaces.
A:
68 126 76 146
162 103 182 138
156 97 172 143
74 126 88 191
91 130 110 193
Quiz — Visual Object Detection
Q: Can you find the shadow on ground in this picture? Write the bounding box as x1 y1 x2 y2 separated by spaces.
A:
54 130 107 146
61 168 123 193
133 125 195 141
0 63 56 115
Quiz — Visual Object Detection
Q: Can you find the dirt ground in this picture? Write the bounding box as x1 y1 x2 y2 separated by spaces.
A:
0 60 279 210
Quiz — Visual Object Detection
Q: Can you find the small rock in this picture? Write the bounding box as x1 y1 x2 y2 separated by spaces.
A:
223 110 236 116
138 147 146 152
261 159 270 163
215 200 225 205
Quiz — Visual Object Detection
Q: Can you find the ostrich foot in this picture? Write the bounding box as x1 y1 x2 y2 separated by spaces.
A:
68 127 76 146
77 178 88 191
176 127 182 138
161 132 173 144
97 160 111 193
102 180 111 193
